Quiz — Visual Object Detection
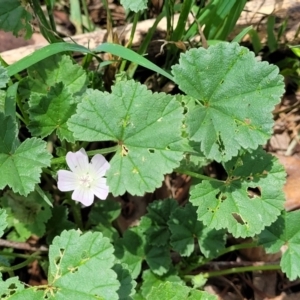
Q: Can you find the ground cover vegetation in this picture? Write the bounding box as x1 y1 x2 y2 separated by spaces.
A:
0 0 300 298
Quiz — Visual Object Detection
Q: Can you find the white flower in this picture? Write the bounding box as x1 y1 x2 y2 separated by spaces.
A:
57 148 110 206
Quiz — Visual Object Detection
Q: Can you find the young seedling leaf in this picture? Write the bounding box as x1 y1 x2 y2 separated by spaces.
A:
259 210 300 281
68 80 184 196
48 230 119 299
172 42 285 162
190 148 286 238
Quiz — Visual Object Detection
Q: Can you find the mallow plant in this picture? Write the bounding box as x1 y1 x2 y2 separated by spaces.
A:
0 1 299 299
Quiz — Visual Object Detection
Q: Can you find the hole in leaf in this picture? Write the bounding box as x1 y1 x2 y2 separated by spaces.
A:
247 176 253 181
54 255 61 266
232 213 245 225
215 192 227 201
247 187 261 199
148 149 155 154
69 266 78 273
121 145 129 156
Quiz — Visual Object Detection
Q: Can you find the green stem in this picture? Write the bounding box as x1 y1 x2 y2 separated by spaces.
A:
16 112 27 125
0 251 42 259
175 168 222 182
16 94 29 125
205 242 259 266
218 242 258 257
0 252 41 272
51 145 118 166
202 264 281 278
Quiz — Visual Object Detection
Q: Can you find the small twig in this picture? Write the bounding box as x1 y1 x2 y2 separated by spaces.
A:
204 261 279 268
0 239 48 252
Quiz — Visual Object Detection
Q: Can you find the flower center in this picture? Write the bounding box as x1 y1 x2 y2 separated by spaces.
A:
79 173 93 188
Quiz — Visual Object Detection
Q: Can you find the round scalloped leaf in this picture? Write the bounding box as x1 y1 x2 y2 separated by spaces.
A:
259 210 300 281
19 54 87 99
48 230 119 299
172 42 285 162
68 80 184 196
190 148 286 238
0 129 52 196
28 82 77 142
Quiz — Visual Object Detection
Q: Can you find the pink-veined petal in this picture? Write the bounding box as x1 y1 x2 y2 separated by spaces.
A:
90 154 110 177
66 148 89 173
72 186 94 206
57 170 78 191
92 178 109 200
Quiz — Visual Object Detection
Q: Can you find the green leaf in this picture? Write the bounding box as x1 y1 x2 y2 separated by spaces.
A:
169 203 226 258
0 116 52 195
19 54 87 99
0 0 33 39
120 0 147 12
140 270 183 298
5 82 18 119
0 90 5 113
89 198 121 241
48 230 119 299
28 82 77 142
145 199 178 246
114 226 145 279
1 190 52 237
0 66 9 88
0 277 45 299
45 206 75 244
259 210 300 281
115 219 171 278
146 282 216 300
68 80 184 196
172 42 284 162
113 263 137 300
7 43 173 81
190 148 286 238
0 277 24 299
0 209 7 237
0 113 18 153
